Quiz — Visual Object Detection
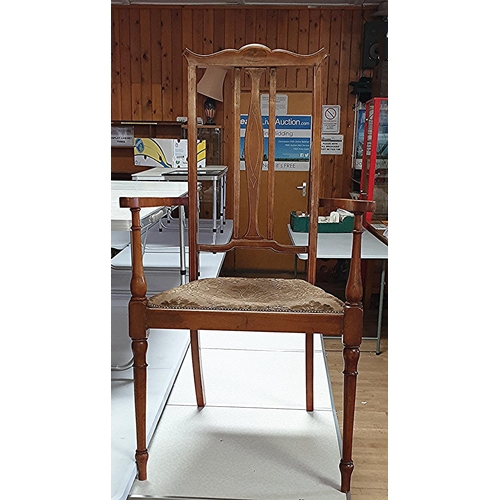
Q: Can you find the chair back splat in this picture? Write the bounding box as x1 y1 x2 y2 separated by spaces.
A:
119 43 376 494
185 44 327 282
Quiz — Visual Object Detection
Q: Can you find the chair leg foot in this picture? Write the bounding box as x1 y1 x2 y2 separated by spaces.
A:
136 449 149 480
339 459 354 493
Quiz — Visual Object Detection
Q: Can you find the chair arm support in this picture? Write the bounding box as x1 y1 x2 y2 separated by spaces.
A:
319 198 376 215
119 196 189 208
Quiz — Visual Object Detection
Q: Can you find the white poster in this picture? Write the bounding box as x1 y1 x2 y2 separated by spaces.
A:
321 105 340 134
260 94 288 116
111 126 134 147
321 134 344 155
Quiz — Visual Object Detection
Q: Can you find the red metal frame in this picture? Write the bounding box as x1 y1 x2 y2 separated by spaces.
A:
360 97 388 225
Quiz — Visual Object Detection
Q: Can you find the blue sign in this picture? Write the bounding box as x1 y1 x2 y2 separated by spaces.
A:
240 115 312 171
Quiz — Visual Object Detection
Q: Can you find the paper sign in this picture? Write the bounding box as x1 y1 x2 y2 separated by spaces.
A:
322 105 340 134
321 134 344 155
111 126 134 147
260 94 288 116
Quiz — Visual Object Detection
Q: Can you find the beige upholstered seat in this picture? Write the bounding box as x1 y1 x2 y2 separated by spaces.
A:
148 277 344 313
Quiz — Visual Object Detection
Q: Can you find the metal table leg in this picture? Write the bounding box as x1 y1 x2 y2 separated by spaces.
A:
219 172 225 231
179 205 187 285
212 177 217 232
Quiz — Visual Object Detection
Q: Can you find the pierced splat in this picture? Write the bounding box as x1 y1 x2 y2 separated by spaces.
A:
242 67 266 240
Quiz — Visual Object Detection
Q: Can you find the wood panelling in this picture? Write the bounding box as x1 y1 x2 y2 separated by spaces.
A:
111 4 376 225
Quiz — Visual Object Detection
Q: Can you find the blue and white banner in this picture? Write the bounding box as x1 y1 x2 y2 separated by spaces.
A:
239 115 312 171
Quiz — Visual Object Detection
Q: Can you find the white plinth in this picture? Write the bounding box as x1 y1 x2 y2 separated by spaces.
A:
128 331 346 500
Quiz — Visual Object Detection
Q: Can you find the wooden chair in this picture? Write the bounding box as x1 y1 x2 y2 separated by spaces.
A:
119 43 375 494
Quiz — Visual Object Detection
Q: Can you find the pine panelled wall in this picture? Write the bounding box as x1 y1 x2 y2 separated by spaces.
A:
111 5 376 200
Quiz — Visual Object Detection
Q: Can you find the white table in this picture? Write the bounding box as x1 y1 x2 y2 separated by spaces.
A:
111 180 188 232
287 225 388 354
132 166 227 233
111 180 231 500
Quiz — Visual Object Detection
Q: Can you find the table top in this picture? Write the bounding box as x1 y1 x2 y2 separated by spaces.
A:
287 224 388 260
111 180 188 231
132 165 227 181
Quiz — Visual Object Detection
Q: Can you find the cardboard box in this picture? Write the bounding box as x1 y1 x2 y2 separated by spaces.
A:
134 138 206 169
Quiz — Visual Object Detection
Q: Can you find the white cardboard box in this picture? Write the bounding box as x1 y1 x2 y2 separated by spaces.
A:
134 138 206 168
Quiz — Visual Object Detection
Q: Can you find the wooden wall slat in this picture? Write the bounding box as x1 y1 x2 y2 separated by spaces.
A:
111 9 121 120
319 9 331 98
183 8 196 117
319 8 333 198
131 82 142 120
307 8 321 89
161 8 173 120
243 9 257 88
266 9 278 50
244 9 257 46
224 9 235 49
151 83 162 120
333 9 353 198
234 9 246 49
118 8 132 119
256 8 267 45
172 7 184 118
297 9 309 88
140 9 152 120
202 8 214 54
286 10 299 89
111 8 120 85
111 5 378 199
151 10 162 84
111 84 121 121
150 10 162 121
129 8 142 84
213 8 226 52
327 11 342 105
342 9 364 197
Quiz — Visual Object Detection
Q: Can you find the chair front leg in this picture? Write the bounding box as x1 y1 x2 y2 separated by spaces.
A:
339 304 363 493
128 206 150 480
132 335 149 480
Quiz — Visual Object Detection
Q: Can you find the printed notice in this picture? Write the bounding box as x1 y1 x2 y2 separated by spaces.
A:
321 134 344 155
322 105 340 134
111 126 134 147
260 94 288 116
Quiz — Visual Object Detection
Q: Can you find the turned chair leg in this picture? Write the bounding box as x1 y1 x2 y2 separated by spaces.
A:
339 343 360 493
190 329 205 407
305 332 314 411
132 336 149 480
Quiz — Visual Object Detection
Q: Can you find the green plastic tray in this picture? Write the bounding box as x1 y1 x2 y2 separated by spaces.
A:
290 211 354 233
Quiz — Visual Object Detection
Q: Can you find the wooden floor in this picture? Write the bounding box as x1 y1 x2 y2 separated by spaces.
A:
324 336 388 500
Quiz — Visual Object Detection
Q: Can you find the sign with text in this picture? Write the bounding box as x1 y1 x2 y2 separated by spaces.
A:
260 94 289 116
321 134 344 155
111 126 134 147
321 105 340 134
240 115 312 171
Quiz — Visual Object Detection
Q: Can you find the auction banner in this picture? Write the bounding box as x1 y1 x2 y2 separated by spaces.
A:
239 115 312 171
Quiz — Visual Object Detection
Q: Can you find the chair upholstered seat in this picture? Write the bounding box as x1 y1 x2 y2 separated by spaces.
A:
148 277 344 314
